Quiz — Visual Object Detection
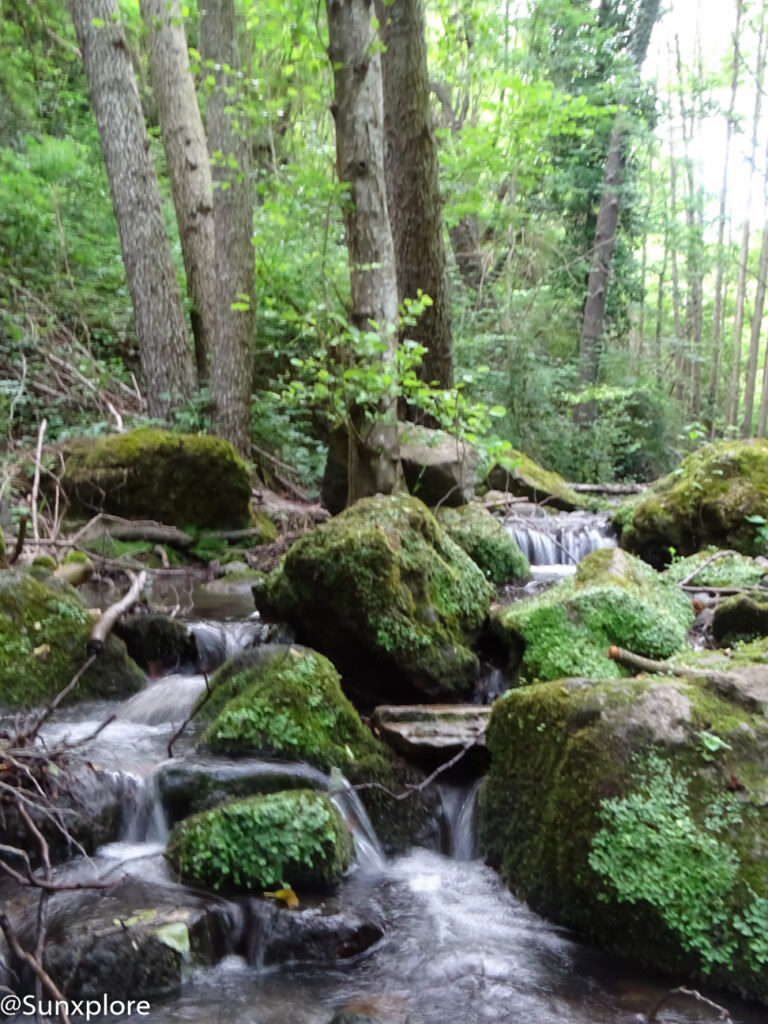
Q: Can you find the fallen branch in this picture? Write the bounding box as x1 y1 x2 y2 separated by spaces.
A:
568 482 646 495
18 655 97 742
30 418 47 544
167 673 211 758
74 514 193 549
677 549 740 588
681 584 768 597
89 569 146 649
0 914 71 1024
646 985 733 1022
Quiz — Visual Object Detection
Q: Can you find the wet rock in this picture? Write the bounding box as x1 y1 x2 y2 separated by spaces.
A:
491 548 694 683
372 705 491 768
484 449 587 511
12 880 236 1001
254 494 493 701
479 673 768 1004
60 427 252 530
0 568 144 707
247 900 383 966
113 612 198 673
435 503 530 584
615 439 768 567
328 996 412 1024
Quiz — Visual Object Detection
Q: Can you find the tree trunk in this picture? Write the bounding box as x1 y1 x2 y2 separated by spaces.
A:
200 0 256 460
68 0 196 417
707 0 742 437
378 0 453 390
141 0 216 381
668 126 685 406
326 0 401 503
727 14 765 431
743 162 768 436
576 0 661 413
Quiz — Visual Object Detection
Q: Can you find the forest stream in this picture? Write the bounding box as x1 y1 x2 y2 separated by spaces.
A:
2 513 766 1024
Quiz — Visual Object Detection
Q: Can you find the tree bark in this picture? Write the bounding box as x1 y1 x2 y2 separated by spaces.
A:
378 0 453 390
200 0 256 460
744 163 768 436
68 0 196 418
141 0 216 381
707 0 742 437
727 14 765 431
326 0 401 503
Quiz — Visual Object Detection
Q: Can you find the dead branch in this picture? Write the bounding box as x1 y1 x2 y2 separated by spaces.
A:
167 674 211 757
89 570 146 649
30 419 47 544
0 914 70 1024
677 549 741 587
646 985 733 1022
74 516 193 549
17 655 97 743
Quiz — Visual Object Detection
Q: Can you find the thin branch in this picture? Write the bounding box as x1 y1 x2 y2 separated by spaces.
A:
168 674 210 757
647 985 733 1022
677 549 741 587
89 570 146 648
30 418 47 544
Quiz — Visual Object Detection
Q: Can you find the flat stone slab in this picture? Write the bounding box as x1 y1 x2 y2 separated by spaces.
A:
371 705 491 761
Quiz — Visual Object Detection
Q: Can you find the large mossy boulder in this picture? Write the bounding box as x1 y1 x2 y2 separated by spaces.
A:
478 674 768 1002
615 439 768 567
484 449 587 511
662 549 767 590
61 428 252 530
491 548 694 683
166 789 354 892
0 569 144 707
196 645 441 853
253 495 494 700
435 504 530 584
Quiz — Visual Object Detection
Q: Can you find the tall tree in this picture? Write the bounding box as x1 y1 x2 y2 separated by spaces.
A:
326 0 401 502
377 0 453 390
743 132 768 437
577 0 661 401
140 0 216 380
200 0 256 459
67 0 196 417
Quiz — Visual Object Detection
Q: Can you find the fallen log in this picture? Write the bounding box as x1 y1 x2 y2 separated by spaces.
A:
89 569 146 649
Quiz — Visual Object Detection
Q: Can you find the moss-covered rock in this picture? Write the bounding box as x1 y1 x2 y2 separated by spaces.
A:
491 548 694 683
52 550 95 587
61 428 252 530
616 440 768 566
484 449 587 511
0 569 144 706
435 504 530 584
200 646 383 771
712 594 768 645
166 789 354 892
254 495 494 700
31 554 57 572
479 674 768 1002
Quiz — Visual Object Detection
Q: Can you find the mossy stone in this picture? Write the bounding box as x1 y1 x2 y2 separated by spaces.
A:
435 504 531 584
61 428 252 530
31 555 57 571
166 789 354 892
484 448 587 511
712 594 768 645
478 674 768 1002
254 495 494 700
0 569 144 706
113 613 197 672
663 550 767 589
616 439 768 566
491 548 694 683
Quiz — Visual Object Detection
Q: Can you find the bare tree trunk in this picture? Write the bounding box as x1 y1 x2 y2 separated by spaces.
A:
68 0 196 417
200 0 256 460
727 14 765 431
141 0 216 381
743 138 768 436
326 0 401 503
707 0 742 437
378 0 453 390
668 124 685 406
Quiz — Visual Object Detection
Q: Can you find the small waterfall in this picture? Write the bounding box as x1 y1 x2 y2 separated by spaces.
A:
190 619 266 672
437 779 483 861
328 767 386 872
120 772 169 844
116 673 208 726
504 510 616 566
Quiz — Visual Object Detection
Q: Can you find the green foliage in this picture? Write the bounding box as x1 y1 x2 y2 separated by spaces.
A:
589 753 768 975
166 789 354 892
663 550 765 589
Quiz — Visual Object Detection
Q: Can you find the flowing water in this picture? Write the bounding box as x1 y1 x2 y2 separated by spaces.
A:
3 596 767 1024
504 509 617 568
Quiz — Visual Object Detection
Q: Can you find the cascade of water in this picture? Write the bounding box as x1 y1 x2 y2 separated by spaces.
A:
504 511 616 567
120 771 169 844
328 767 386 872
116 673 208 726
190 619 266 672
436 778 483 860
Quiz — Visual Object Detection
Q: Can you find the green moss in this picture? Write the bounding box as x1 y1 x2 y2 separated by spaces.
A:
201 647 383 771
254 495 494 698
62 549 90 565
663 550 766 589
492 549 694 682
485 448 587 511
617 440 768 565
62 428 252 530
436 504 531 584
478 675 768 1001
0 569 144 706
166 789 354 892
31 555 57 571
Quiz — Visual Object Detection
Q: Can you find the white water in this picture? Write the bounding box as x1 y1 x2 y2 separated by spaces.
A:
505 510 617 567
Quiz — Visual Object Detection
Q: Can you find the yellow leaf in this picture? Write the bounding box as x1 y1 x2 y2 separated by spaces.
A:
263 887 299 908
